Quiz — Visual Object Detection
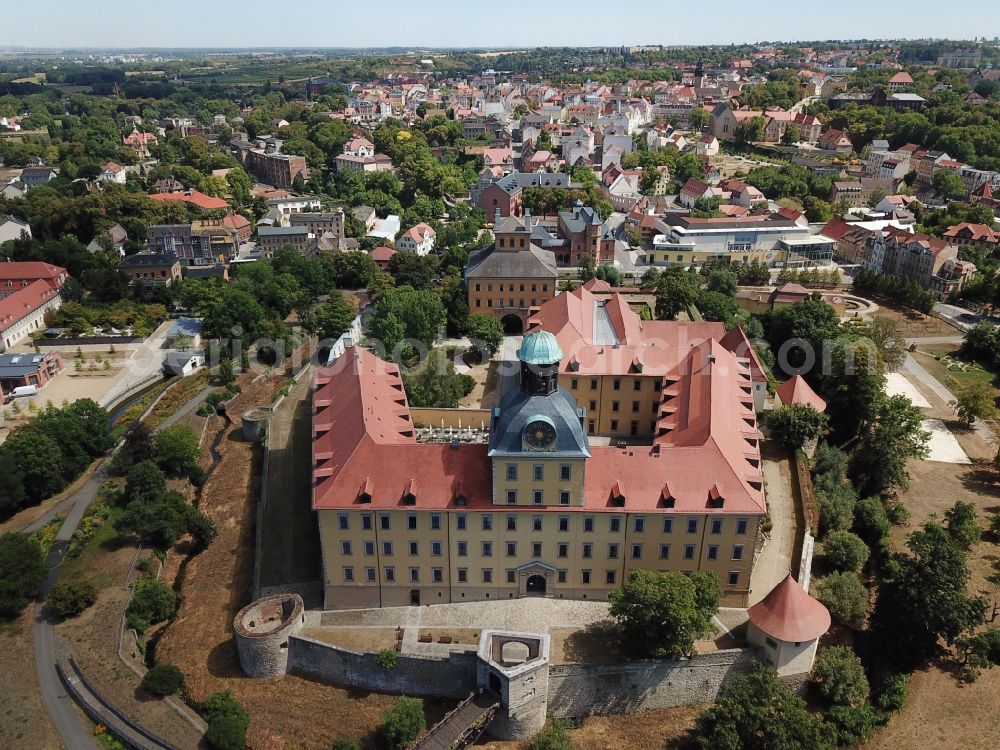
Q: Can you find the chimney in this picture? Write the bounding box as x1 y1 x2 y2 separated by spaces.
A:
524 209 533 233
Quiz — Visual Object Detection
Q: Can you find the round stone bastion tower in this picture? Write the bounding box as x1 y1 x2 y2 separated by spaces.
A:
234 593 304 677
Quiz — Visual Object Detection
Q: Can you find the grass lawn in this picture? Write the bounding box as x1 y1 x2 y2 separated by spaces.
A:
60 503 127 592
920 345 997 392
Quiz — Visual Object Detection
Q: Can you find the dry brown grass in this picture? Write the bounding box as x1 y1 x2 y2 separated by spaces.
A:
300 628 400 652
872 304 962 338
478 705 701 750
0 605 62 750
154 363 446 750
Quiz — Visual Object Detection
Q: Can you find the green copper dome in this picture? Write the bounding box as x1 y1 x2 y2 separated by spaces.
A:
518 331 563 365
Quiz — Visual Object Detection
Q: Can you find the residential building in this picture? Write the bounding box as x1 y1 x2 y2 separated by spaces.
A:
257 226 315 257
943 222 1000 252
472 171 577 218
20 167 57 188
557 201 616 265
735 283 847 317
232 138 309 188
818 129 853 154
123 128 157 157
888 71 914 91
290 211 345 240
147 220 240 265
0 216 31 245
98 162 127 184
118 252 182 287
0 351 63 392
0 279 63 352
86 224 128 256
678 178 716 209
0 261 67 298
396 223 436 256
335 152 395 173
148 189 231 212
313 329 766 609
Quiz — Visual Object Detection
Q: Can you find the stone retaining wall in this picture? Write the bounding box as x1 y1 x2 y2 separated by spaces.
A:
287 634 478 699
546 648 757 718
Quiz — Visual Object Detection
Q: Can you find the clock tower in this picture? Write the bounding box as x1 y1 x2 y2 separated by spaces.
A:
488 331 590 506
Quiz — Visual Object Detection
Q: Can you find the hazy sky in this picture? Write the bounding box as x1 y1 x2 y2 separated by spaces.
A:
2 0 997 48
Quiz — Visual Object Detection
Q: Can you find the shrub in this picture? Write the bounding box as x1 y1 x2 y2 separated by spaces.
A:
876 673 909 712
825 703 880 745
330 738 361 750
944 500 981 550
988 511 1000 538
126 577 177 632
853 497 890 545
186 509 217 551
885 501 911 526
812 645 870 707
528 719 575 750
823 531 870 572
813 441 849 477
381 696 425 750
377 648 398 669
767 404 828 448
47 579 97 618
141 664 184 697
817 482 857 536
814 572 869 626
201 691 250 750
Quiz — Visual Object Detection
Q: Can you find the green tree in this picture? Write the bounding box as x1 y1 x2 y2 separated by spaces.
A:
851 394 930 496
871 522 988 667
813 572 869 626
694 661 832 750
47 579 97 618
767 405 828 448
125 460 167 504
368 286 446 352
201 691 250 750
706 269 738 296
141 664 185 697
153 425 201 477
696 290 739 323
403 353 475 408
440 275 469 336
944 500 981 550
864 317 906 372
736 115 767 144
1 429 67 504
781 124 802 146
126 577 177 632
464 314 504 357
823 531 870 572
953 381 998 426
654 268 700 320
608 569 720 659
302 292 356 343
766 297 842 375
381 696 425 750
528 719 575 750
933 169 967 200
811 646 870 707
388 252 438 290
0 533 48 618
0 452 27 518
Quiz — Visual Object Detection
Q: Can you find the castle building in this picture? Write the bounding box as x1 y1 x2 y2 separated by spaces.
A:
313 308 768 611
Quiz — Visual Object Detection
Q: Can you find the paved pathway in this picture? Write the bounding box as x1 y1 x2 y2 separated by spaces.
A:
31 382 216 749
902 353 996 448
156 386 213 430
750 451 798 606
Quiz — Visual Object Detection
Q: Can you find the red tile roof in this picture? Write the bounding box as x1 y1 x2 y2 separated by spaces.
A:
775 375 827 412
312 344 765 515
370 245 397 262
0 261 67 292
748 575 831 642
148 190 230 211
0 279 59 334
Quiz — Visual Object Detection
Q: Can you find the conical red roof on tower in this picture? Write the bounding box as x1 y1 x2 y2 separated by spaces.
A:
748 575 831 642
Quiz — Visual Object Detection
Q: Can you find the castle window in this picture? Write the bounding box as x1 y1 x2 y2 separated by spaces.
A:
458 568 468 583
708 545 719 561
341 541 352 555
684 545 695 560
507 463 517 480
382 541 393 556
728 571 739 586
343 567 354 582
533 464 544 481
659 544 670 559
507 490 517 504
338 514 349 530
560 465 571 481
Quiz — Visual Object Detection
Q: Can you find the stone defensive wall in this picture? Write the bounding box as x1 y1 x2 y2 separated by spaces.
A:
280 632 757 717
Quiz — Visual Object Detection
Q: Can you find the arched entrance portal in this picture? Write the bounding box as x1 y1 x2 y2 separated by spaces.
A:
501 314 524 335
526 575 546 596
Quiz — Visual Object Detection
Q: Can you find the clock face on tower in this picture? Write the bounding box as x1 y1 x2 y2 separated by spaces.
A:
524 419 557 451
